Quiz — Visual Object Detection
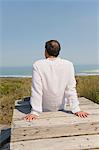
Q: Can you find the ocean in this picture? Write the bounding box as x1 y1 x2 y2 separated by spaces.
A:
0 64 99 77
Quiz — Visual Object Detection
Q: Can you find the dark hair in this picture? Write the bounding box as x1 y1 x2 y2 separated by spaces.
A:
45 40 61 57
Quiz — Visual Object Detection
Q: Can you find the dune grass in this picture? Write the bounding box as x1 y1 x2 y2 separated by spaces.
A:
76 75 99 104
0 75 99 125
0 78 31 125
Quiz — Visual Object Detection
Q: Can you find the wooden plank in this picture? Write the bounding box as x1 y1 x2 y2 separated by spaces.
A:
12 112 99 128
78 97 97 104
66 103 99 110
13 108 99 120
11 121 99 142
9 134 99 150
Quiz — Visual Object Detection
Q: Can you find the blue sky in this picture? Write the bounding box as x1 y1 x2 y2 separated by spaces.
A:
0 0 99 67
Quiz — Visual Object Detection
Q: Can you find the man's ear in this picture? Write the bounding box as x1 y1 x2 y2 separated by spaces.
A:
45 49 48 58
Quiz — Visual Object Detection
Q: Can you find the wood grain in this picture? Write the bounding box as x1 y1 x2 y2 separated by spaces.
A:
10 135 99 150
9 97 99 150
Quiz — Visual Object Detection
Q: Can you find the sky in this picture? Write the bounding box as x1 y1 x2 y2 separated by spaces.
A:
0 0 99 67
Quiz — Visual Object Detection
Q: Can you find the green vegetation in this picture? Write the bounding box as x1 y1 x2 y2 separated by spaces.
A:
76 75 99 104
0 78 31 125
0 76 99 125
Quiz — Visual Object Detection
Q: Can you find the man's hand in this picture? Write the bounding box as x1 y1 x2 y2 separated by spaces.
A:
74 111 89 118
23 114 39 121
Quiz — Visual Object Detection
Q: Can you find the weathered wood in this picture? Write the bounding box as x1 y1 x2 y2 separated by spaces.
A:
10 97 99 150
9 134 99 150
11 121 99 142
11 110 99 142
12 112 99 128
11 105 99 142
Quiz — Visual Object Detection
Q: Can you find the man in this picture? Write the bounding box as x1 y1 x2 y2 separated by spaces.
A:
24 40 89 121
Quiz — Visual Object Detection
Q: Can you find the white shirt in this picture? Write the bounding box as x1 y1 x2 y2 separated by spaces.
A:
30 57 80 116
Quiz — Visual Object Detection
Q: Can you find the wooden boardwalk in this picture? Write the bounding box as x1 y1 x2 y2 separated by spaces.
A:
2 97 99 150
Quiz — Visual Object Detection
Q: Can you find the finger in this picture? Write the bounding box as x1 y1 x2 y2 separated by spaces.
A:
80 113 85 117
84 114 87 117
85 114 88 117
30 116 37 120
25 118 28 121
25 117 30 120
31 117 35 120
83 113 88 117
77 113 80 117
83 113 87 118
34 116 39 119
25 118 29 121
82 114 86 118
24 116 28 120
83 113 88 118
28 119 31 122
80 114 83 118
80 114 84 118
78 113 82 117
27 117 32 121
28 117 33 122
30 117 33 120
25 115 31 119
32 117 37 120
84 113 87 117
75 113 79 117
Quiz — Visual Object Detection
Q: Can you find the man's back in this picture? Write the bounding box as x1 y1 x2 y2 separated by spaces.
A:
31 57 78 112
34 57 71 96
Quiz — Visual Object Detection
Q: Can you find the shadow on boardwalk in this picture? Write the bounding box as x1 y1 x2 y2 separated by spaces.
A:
15 97 31 114
0 127 11 150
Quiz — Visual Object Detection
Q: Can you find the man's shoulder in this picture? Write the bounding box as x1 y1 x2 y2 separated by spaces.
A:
32 59 46 67
60 58 73 66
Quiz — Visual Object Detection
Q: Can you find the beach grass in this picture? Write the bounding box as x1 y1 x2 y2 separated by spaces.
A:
76 75 99 104
0 78 31 125
0 75 99 125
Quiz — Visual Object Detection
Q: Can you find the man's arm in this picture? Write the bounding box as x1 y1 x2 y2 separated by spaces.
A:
65 62 89 117
30 63 43 115
24 63 42 121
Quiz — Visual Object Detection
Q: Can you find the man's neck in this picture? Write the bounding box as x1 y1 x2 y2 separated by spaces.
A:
46 55 57 59
46 56 60 61
48 56 56 58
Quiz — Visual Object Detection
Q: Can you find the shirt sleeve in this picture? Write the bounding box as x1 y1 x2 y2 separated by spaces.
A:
65 62 81 113
30 63 43 116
